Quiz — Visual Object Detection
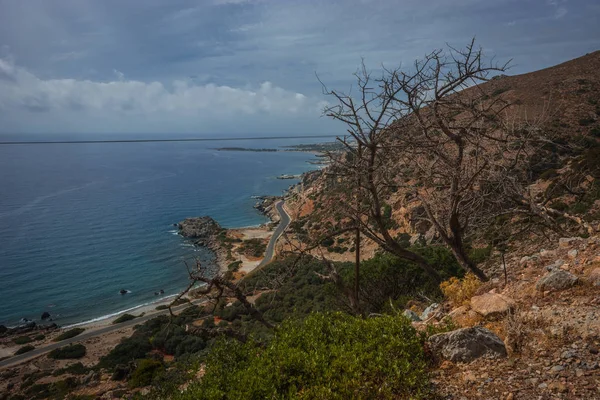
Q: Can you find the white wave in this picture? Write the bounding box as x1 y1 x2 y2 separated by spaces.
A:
63 294 180 329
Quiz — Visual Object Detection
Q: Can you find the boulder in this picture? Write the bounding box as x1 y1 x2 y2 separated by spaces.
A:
428 326 508 362
447 306 483 327
470 293 515 318
588 268 600 287
403 309 422 322
0 325 7 334
536 270 579 292
41 311 51 320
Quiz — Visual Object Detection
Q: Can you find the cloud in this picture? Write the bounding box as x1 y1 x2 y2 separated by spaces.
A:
0 58 325 134
554 7 568 18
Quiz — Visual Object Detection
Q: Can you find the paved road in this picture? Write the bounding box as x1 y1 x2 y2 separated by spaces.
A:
258 200 290 268
0 202 291 370
0 300 202 369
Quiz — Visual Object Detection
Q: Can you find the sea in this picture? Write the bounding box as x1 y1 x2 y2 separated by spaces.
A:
0 134 329 327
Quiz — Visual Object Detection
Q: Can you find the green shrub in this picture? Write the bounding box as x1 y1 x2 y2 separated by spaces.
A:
579 117 595 126
239 238 267 258
15 345 35 355
48 344 86 360
53 328 85 342
538 168 558 180
52 362 89 376
591 126 600 138
175 313 430 400
13 336 32 345
129 359 164 388
113 313 137 324
491 87 508 97
468 245 492 264
155 305 169 310
33 334 45 341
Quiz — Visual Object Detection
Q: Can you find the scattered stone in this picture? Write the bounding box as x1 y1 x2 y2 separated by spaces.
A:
428 326 508 362
551 365 565 372
421 303 440 320
519 256 532 266
559 237 582 248
540 249 556 257
81 370 99 385
536 270 579 292
568 249 578 259
548 381 568 393
588 268 600 287
470 293 515 318
403 309 421 322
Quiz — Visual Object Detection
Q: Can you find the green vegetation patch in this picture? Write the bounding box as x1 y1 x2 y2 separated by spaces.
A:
15 345 35 355
176 312 430 400
53 362 89 376
129 359 165 388
239 238 267 258
48 344 86 360
13 336 33 345
113 313 137 324
53 327 85 342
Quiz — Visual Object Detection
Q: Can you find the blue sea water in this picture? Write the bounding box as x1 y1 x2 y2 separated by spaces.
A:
0 136 323 327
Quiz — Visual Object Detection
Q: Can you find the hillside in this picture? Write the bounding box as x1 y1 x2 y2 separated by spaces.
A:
1 50 600 400
283 50 600 263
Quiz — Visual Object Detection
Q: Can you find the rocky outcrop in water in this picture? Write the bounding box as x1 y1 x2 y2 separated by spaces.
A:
178 216 222 240
177 216 227 270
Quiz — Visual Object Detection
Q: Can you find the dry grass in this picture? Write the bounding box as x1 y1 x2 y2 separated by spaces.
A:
440 273 482 307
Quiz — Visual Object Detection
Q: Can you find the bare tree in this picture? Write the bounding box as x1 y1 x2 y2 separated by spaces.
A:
318 39 568 282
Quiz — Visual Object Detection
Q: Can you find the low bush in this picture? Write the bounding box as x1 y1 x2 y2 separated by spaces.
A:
53 328 85 342
33 334 45 341
15 345 35 355
48 344 86 360
155 305 169 311
13 336 32 345
129 359 164 388
175 312 430 400
239 238 267 258
53 362 89 376
440 273 481 307
113 313 137 324
468 245 492 264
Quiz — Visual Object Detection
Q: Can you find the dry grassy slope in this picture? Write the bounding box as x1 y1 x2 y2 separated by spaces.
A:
285 50 600 261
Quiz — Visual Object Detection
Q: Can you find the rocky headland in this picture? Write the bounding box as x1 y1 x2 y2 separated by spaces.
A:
177 216 228 270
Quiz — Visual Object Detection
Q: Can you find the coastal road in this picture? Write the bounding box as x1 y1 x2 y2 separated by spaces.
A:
0 299 203 370
257 200 290 268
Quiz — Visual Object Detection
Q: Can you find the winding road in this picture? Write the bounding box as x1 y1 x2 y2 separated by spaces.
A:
258 200 290 268
0 201 291 369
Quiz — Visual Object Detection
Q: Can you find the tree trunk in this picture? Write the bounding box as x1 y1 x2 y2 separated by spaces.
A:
448 243 489 282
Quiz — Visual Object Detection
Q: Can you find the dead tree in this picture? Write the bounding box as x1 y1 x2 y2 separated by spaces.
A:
320 39 559 282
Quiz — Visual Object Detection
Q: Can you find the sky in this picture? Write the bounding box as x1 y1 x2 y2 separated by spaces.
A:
0 0 599 136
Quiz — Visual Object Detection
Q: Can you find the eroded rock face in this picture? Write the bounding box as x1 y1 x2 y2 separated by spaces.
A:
471 293 515 318
428 326 507 362
536 270 579 292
